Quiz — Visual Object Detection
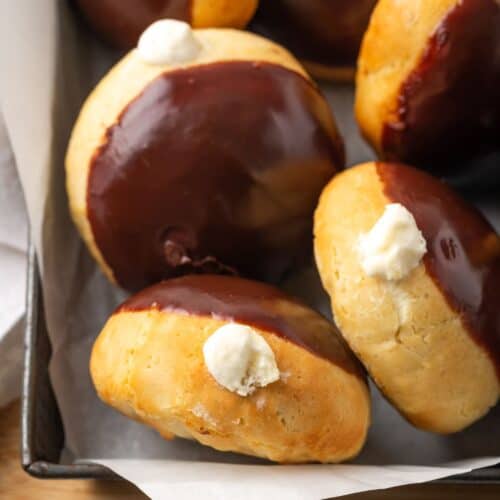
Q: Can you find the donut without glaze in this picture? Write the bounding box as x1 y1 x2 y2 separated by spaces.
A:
90 275 370 463
356 0 500 172
252 0 377 81
66 29 344 290
76 0 258 49
314 162 500 433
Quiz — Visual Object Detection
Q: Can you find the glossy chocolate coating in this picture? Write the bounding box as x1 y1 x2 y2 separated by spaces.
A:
76 0 192 49
252 0 376 68
377 162 500 376
119 274 365 378
382 0 500 173
88 61 343 291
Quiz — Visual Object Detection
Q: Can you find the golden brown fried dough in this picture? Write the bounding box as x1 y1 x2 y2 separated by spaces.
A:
314 162 500 433
90 275 370 463
66 28 344 290
356 0 500 172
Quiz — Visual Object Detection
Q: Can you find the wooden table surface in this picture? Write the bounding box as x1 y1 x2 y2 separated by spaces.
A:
0 400 145 499
1 399 499 499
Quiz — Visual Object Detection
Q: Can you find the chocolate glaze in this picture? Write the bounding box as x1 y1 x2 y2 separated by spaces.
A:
119 274 366 378
382 0 500 172
252 0 376 68
377 162 500 377
76 0 192 49
87 61 343 291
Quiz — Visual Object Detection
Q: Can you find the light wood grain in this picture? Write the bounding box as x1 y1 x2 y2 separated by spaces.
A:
1 399 499 499
0 400 146 499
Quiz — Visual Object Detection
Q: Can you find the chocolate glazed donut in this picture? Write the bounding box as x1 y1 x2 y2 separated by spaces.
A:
314 161 499 432
76 0 192 48
91 274 370 462
357 0 500 173
252 0 377 78
119 274 365 377
382 0 500 171
87 61 343 290
378 163 500 375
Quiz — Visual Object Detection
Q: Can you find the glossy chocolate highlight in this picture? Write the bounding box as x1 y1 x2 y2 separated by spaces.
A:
87 61 343 290
76 0 192 49
252 0 376 68
377 162 500 376
382 0 500 172
119 274 365 378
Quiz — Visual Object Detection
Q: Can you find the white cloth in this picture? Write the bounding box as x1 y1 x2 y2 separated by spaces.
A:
0 109 28 408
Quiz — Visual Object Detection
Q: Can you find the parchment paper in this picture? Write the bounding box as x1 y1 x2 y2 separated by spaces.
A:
1 1 499 498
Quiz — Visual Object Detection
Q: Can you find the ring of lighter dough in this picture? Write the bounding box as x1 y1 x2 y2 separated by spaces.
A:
90 309 370 463
355 0 460 156
65 29 319 284
314 162 500 433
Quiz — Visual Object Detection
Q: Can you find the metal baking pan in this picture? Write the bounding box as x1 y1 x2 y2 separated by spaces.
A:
21 244 500 484
22 245 115 479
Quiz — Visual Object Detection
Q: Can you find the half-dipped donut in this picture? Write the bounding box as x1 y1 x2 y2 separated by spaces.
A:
356 0 500 172
90 275 370 463
66 24 344 291
314 161 500 433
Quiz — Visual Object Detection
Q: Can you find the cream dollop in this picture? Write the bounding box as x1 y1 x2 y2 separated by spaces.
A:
358 203 427 281
137 19 202 65
203 324 280 397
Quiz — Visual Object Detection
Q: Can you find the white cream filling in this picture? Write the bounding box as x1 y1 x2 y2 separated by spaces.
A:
137 19 202 65
358 203 427 281
203 323 280 397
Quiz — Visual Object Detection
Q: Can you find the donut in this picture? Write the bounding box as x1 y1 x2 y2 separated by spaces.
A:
314 162 500 433
75 0 259 49
252 0 377 81
66 23 344 291
356 0 500 172
90 275 370 463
